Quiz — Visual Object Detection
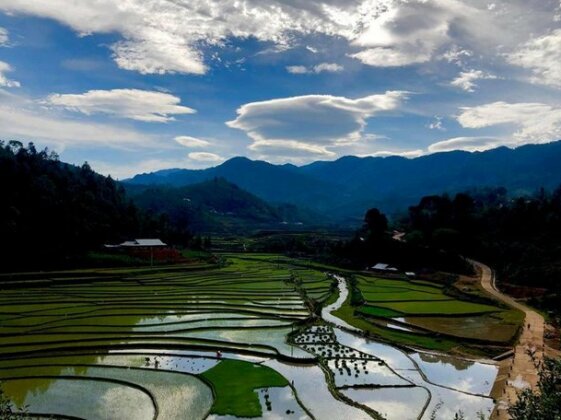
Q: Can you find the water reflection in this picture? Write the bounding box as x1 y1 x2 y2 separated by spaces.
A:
334 328 416 370
321 276 360 332
264 360 370 419
341 387 429 420
400 370 495 420
411 351 498 395
2 377 155 420
327 359 411 387
207 386 310 420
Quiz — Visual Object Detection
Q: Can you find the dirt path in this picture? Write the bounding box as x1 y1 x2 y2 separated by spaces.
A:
470 260 544 420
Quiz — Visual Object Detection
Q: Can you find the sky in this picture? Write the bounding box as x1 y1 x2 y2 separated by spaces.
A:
0 0 560 178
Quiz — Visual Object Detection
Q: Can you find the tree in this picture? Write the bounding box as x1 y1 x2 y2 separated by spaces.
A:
509 358 561 420
0 141 182 271
364 208 388 239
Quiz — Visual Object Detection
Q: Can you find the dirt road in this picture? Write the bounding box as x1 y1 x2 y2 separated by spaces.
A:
470 260 544 420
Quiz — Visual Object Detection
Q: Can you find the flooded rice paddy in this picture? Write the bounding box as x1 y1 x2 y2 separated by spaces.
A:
0 255 498 419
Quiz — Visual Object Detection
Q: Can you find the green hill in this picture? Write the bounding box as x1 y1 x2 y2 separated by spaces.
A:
127 178 323 234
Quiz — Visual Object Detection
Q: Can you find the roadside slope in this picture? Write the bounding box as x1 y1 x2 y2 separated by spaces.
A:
471 260 544 420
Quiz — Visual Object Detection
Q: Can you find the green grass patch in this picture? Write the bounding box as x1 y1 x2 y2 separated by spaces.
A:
322 288 339 308
362 290 453 302
201 359 288 417
356 305 403 318
404 311 522 343
373 300 499 315
331 300 458 352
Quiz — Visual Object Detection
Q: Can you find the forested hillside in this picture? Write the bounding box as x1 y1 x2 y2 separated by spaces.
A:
127 178 321 233
400 187 561 316
0 141 178 270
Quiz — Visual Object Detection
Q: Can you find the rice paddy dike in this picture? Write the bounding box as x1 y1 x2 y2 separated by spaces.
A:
0 254 520 419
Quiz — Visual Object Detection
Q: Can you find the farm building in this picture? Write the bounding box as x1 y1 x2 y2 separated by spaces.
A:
109 238 167 248
104 238 181 265
370 263 398 272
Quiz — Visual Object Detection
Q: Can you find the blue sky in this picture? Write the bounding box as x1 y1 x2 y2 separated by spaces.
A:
0 1 560 178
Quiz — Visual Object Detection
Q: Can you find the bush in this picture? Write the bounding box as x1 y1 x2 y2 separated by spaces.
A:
509 358 561 420
0 383 28 419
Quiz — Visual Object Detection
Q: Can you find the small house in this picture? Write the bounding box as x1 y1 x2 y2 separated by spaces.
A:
105 238 170 265
371 263 398 272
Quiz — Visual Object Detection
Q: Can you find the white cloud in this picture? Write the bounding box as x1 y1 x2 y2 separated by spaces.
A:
457 101 561 142
188 151 223 162
90 157 191 179
44 89 195 122
249 139 335 159
0 27 8 46
349 0 473 67
91 152 224 177
0 0 558 94
314 62 344 73
439 45 473 66
350 47 432 67
1 0 356 74
111 37 206 75
174 135 210 148
0 103 154 149
506 29 561 88
228 91 407 144
227 91 408 161
2 0 554 76
0 61 20 88
450 69 497 92
287 62 343 74
428 115 445 131
369 149 424 158
349 0 561 71
0 89 159 150
428 136 511 153
285 65 308 74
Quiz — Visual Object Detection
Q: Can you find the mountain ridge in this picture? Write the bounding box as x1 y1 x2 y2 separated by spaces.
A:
126 140 561 222
127 177 327 233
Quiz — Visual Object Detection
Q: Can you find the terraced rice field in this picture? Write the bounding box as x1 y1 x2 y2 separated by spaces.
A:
316 279 498 420
348 274 522 347
0 255 333 419
0 254 504 419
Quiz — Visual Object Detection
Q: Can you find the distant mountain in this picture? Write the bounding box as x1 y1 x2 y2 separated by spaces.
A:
126 140 561 223
128 157 335 208
127 178 325 234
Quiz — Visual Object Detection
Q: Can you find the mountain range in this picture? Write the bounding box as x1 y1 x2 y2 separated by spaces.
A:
126 178 324 233
126 140 561 223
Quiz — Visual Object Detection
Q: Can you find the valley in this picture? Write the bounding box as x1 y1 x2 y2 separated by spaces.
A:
0 254 520 419
2 3 561 418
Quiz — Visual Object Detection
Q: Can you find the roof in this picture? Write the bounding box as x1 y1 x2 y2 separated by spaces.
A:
371 263 398 271
120 239 167 247
135 239 166 246
372 263 389 270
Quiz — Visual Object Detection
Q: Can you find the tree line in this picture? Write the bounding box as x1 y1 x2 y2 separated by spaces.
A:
0 141 189 271
273 185 561 318
402 187 561 284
